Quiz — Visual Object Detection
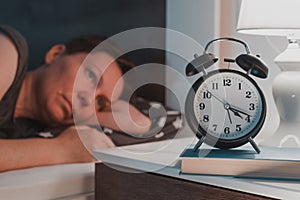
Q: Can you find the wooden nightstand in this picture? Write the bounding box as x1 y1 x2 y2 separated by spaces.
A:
95 162 274 200
93 137 300 200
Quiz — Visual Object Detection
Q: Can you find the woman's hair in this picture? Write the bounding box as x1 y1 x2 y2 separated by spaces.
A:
64 35 134 74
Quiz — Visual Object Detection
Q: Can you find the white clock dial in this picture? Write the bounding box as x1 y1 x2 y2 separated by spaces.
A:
193 71 263 140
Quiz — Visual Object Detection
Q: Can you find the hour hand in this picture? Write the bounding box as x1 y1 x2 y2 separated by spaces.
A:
230 108 243 119
229 106 251 117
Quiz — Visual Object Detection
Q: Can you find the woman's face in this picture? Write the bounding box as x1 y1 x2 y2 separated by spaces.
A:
36 49 124 127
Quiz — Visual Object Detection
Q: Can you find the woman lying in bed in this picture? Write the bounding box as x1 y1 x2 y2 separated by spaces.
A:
0 25 152 172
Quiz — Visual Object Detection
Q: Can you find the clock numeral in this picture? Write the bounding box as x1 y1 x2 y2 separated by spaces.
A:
203 91 212 99
203 115 209 122
223 78 231 86
236 124 242 132
249 103 255 110
238 82 242 90
199 103 205 110
224 127 230 134
212 82 218 90
212 124 218 131
245 115 251 123
245 91 252 98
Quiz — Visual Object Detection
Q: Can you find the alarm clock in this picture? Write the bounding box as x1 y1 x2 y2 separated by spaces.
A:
185 37 268 153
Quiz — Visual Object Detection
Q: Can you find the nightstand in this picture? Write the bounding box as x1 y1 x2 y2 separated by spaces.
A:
93 137 300 200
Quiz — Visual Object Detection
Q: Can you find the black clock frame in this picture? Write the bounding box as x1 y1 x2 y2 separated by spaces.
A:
185 69 267 150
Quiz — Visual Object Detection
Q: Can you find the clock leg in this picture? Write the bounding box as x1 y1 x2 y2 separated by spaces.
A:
248 137 261 154
193 136 205 152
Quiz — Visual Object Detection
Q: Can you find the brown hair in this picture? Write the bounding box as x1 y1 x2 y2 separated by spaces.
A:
64 35 134 74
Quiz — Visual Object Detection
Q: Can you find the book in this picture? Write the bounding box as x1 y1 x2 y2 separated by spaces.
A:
180 144 300 180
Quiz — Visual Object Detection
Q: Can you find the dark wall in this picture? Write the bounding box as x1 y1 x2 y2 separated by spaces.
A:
0 0 166 102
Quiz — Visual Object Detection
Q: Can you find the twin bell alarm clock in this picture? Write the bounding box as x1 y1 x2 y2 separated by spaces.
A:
185 37 268 153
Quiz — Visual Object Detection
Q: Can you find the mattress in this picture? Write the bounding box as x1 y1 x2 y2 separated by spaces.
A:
0 163 95 200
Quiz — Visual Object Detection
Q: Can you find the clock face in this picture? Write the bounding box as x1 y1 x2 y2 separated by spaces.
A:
186 69 266 147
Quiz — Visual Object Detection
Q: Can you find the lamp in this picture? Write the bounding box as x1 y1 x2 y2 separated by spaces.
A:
237 0 300 147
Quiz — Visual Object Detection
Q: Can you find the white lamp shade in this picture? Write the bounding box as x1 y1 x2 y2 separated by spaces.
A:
237 0 300 38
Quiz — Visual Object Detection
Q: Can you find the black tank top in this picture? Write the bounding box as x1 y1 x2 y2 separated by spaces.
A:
0 25 47 138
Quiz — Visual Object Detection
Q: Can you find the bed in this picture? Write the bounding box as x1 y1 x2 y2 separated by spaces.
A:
0 163 94 200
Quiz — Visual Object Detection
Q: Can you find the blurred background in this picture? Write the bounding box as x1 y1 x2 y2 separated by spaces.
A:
0 0 166 103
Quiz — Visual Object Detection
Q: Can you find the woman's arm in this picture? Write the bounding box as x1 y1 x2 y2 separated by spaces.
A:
0 126 114 172
0 33 18 100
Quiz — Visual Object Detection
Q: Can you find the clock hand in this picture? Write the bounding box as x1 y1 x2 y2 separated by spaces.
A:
207 90 253 119
206 90 227 105
227 109 233 124
229 106 252 117
207 90 234 123
229 108 243 119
